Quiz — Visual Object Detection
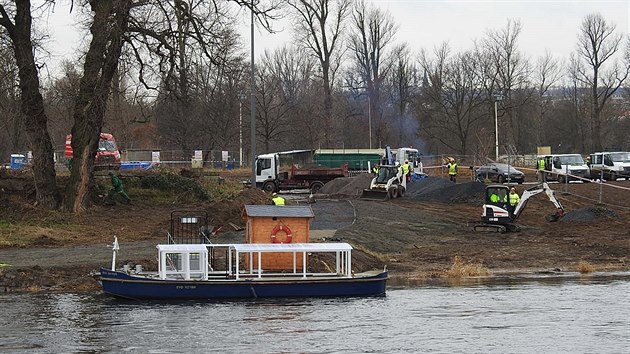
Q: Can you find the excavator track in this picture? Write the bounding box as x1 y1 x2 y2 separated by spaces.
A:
472 223 507 233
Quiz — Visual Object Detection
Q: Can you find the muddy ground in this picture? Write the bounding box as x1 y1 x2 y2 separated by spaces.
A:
1 170 629 292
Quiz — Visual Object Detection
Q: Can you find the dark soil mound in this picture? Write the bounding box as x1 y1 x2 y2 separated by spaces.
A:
561 205 619 222
320 175 485 203
320 174 373 196
206 187 269 228
406 177 485 203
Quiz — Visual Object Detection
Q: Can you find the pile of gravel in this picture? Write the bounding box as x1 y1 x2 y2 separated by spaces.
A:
406 177 486 203
561 205 619 222
319 175 485 203
319 173 373 196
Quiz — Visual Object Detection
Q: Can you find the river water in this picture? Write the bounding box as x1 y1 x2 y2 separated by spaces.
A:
1 274 629 353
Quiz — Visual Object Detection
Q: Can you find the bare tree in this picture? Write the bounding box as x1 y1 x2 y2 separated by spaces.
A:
347 0 397 148
0 39 23 158
286 0 351 146
63 0 133 212
570 13 630 151
256 51 292 152
531 51 562 148
415 44 488 155
385 43 416 147
264 45 319 149
0 1 59 208
0 0 282 212
481 19 534 153
44 60 81 146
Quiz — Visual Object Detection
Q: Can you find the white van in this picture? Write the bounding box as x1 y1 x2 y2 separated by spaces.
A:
589 152 630 181
541 154 590 183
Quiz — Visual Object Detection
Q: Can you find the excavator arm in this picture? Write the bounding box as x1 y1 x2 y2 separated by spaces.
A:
513 182 565 221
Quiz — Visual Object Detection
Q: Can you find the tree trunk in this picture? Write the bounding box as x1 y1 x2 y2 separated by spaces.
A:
11 1 59 208
63 0 132 212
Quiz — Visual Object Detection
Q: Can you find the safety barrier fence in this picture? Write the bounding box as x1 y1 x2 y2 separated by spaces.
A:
494 165 630 210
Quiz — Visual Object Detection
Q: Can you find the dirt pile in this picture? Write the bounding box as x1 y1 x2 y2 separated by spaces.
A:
205 187 269 228
406 177 485 204
561 205 619 222
319 174 374 196
319 175 485 204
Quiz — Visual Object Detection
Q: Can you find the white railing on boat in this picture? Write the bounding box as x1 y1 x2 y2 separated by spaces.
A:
155 243 354 281
157 244 209 280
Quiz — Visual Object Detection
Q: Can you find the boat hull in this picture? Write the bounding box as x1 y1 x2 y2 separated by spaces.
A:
96 268 387 300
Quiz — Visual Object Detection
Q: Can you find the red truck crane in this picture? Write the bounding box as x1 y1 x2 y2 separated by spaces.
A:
65 133 121 170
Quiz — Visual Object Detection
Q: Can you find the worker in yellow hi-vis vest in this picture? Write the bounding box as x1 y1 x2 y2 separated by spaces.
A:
447 158 458 183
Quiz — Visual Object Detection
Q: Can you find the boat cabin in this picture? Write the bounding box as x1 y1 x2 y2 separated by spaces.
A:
156 243 354 280
243 205 315 270
243 205 314 243
157 244 208 280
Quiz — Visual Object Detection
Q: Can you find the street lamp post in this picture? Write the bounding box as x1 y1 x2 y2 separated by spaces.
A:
368 95 372 149
494 94 503 161
239 93 247 167
249 0 256 187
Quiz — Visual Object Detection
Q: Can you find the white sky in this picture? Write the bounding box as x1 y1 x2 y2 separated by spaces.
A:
44 0 629 75
244 0 630 61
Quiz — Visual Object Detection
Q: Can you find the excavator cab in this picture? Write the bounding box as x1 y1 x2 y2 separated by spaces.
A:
485 186 510 210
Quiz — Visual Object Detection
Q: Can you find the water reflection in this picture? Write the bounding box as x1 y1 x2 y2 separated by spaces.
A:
1 275 629 353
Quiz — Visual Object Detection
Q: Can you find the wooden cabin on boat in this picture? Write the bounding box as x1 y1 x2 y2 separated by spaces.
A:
242 205 314 270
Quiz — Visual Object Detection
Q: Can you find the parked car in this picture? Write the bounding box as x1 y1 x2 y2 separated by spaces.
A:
475 163 525 184
589 152 630 181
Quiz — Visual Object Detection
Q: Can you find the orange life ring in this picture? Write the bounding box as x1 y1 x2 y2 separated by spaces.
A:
271 225 293 244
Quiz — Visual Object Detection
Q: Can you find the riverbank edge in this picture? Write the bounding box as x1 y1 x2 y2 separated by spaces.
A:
2 262 629 295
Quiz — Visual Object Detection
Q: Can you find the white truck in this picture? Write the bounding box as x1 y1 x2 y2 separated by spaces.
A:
540 154 590 183
254 153 348 193
589 152 630 181
391 147 424 174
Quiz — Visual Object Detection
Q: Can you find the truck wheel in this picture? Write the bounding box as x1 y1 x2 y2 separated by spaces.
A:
310 181 324 194
609 171 617 181
558 175 565 184
263 182 276 193
397 185 406 197
388 187 398 199
497 175 504 183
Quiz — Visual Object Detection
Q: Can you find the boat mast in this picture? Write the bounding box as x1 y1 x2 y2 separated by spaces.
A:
111 236 119 271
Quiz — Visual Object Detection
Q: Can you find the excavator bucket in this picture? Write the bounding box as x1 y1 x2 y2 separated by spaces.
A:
360 188 389 201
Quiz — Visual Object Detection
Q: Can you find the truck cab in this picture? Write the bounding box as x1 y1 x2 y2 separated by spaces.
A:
541 154 589 183
589 152 630 181
65 133 121 170
393 147 423 173
255 153 280 192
